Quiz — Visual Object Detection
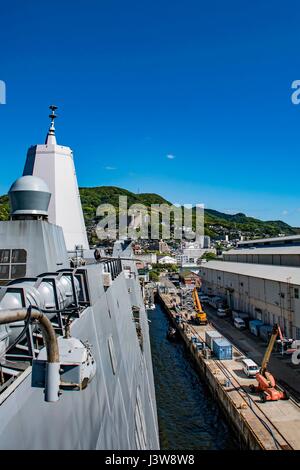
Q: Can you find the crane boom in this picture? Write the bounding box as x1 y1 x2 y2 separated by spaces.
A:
192 288 207 325
260 323 282 376
192 287 204 313
250 322 288 402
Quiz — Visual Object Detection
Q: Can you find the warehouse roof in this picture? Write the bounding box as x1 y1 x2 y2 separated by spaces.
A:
199 261 300 284
225 247 300 256
237 235 300 246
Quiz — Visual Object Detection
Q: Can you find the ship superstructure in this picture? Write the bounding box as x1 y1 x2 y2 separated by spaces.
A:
23 106 89 251
0 108 159 449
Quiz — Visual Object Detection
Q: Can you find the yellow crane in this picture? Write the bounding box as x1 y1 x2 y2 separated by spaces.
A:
192 287 208 325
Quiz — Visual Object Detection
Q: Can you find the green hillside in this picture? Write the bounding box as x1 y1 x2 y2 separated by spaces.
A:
0 195 9 221
0 186 297 239
79 186 171 226
79 186 296 238
204 209 295 238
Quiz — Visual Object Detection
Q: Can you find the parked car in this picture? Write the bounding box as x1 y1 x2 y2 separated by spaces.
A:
242 358 259 377
199 295 210 303
233 317 246 330
217 307 231 318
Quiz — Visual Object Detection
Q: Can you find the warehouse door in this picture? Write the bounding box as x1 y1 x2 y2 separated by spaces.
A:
226 291 234 309
255 308 262 321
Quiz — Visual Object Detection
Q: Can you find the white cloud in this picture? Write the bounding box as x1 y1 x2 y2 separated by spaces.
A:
282 210 289 216
105 166 117 170
166 154 175 160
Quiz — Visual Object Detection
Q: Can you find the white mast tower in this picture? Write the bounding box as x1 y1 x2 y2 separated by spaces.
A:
23 106 89 251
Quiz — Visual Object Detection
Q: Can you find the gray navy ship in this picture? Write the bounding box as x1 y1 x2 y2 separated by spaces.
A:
0 107 159 450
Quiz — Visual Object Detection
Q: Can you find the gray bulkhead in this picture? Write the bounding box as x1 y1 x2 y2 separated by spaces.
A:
0 261 159 450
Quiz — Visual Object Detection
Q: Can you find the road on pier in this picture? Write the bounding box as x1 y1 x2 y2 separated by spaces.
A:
204 305 300 400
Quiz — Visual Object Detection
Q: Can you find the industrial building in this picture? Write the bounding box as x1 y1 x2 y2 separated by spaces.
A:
223 246 300 267
179 270 201 286
224 235 300 267
198 260 300 339
237 234 300 249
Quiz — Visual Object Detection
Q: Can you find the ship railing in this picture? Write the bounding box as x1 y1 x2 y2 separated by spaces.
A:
100 258 122 280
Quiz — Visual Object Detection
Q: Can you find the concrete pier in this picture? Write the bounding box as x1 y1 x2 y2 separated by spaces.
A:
157 290 300 450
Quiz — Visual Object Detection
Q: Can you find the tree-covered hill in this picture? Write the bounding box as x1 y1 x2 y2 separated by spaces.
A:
0 195 9 221
79 186 296 238
79 186 171 225
204 208 295 238
0 186 297 239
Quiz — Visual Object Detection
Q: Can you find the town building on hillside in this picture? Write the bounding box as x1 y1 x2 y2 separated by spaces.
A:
133 243 142 255
159 240 171 253
137 253 157 264
157 255 177 265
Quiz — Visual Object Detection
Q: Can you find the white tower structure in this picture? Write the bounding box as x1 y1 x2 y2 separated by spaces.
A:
23 106 89 251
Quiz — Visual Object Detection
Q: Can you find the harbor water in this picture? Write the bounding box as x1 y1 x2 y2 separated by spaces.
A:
148 304 238 450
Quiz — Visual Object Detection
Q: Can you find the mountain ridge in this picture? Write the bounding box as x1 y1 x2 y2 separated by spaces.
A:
0 186 297 238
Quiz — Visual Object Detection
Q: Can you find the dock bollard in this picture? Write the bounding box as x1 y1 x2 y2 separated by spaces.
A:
224 378 231 388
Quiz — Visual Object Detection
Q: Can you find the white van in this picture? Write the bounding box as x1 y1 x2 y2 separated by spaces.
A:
234 317 246 330
217 307 231 317
242 358 259 377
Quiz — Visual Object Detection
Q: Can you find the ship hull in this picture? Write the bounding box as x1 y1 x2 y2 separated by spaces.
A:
0 264 159 450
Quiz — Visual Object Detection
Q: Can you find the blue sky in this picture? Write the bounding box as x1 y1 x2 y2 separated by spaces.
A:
1 0 300 225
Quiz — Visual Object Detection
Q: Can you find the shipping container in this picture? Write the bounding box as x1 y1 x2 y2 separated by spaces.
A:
205 330 223 349
212 338 232 360
259 324 273 342
249 319 263 336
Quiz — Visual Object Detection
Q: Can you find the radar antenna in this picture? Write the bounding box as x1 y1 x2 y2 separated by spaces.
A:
45 105 58 144
49 105 58 132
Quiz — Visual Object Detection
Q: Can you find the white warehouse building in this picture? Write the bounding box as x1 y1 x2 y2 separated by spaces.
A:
198 261 300 339
223 247 300 267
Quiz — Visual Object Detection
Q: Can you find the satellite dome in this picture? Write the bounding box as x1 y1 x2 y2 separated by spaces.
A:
9 175 51 217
